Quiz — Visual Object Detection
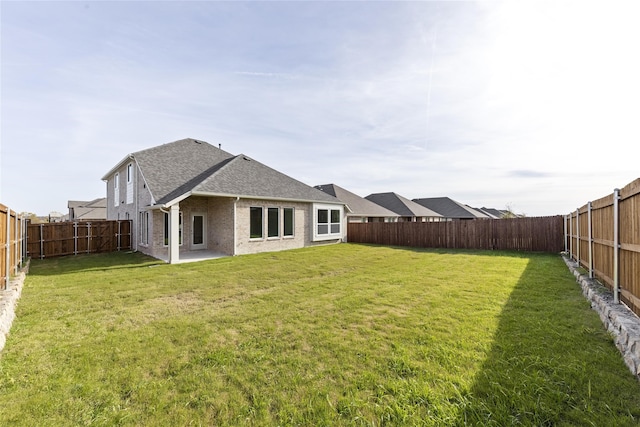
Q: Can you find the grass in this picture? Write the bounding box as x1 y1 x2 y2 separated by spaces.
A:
1 244 640 426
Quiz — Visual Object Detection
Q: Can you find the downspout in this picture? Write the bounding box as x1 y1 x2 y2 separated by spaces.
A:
233 197 240 256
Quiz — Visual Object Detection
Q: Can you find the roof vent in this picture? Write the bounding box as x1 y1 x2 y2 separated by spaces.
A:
243 156 250 161
194 139 201 144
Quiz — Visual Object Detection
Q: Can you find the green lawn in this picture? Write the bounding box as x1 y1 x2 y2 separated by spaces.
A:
1 244 639 426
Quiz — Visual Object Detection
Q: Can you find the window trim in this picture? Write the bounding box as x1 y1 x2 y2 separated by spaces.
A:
114 173 120 207
312 204 343 241
249 206 264 240
267 207 279 239
283 207 294 238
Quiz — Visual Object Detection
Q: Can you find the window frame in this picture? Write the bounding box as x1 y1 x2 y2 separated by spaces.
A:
250 206 264 240
283 207 294 238
312 204 343 241
114 173 120 207
267 207 279 239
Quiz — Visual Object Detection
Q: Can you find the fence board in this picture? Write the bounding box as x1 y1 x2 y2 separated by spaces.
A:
1 204 26 289
348 216 564 253
26 220 132 259
566 177 640 316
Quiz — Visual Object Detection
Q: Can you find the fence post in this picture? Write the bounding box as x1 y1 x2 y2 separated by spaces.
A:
587 201 593 279
564 215 568 253
568 212 573 259
4 208 10 290
74 222 78 255
117 221 121 251
613 188 620 304
576 209 580 265
39 223 44 259
87 223 91 254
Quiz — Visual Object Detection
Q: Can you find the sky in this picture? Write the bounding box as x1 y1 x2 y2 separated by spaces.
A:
1 1 639 217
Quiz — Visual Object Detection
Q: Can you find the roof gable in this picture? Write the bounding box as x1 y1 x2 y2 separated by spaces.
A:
133 139 235 203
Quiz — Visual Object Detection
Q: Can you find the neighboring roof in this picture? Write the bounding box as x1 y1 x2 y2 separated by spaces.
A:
475 207 507 219
68 198 107 220
315 184 399 218
68 198 107 209
365 192 442 218
104 138 339 206
412 197 490 219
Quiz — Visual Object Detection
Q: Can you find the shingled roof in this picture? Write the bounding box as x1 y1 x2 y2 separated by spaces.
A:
315 184 399 218
365 192 442 218
104 138 339 206
412 197 489 219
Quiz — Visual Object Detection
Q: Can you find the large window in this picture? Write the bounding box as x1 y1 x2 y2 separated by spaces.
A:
313 204 343 241
267 208 279 238
283 208 294 237
163 212 183 246
250 207 263 239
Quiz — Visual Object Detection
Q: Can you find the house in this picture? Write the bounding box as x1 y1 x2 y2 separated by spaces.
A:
412 197 490 220
365 192 443 222
102 138 345 263
68 198 107 221
314 184 399 223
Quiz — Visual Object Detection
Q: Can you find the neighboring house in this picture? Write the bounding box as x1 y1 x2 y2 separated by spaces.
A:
48 211 66 223
412 197 490 220
68 198 107 221
314 184 399 223
365 192 443 222
102 138 345 263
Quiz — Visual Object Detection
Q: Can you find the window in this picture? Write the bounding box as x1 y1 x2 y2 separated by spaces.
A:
317 209 329 235
331 209 341 233
163 212 183 246
114 173 120 207
250 207 263 239
139 211 149 245
126 163 134 204
267 208 279 238
283 208 294 237
313 204 343 241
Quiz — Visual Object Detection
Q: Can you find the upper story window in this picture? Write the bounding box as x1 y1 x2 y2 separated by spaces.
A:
114 173 120 207
126 163 134 204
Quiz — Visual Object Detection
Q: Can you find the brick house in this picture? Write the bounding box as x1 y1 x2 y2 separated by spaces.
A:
102 138 345 263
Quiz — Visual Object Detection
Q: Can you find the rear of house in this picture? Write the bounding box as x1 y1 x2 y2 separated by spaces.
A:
102 138 345 263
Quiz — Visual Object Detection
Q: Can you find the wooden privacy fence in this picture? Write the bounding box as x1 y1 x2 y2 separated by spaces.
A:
1 204 26 290
348 216 564 253
26 220 132 259
566 178 640 316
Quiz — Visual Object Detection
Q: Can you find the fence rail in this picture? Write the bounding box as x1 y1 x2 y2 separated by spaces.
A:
1 204 26 290
566 178 640 316
348 216 564 253
26 220 132 259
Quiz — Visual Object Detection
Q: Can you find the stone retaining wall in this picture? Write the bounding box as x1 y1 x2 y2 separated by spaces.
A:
563 255 640 379
0 261 28 353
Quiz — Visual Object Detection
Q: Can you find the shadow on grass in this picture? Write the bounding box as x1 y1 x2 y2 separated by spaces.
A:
456 253 640 426
27 251 162 276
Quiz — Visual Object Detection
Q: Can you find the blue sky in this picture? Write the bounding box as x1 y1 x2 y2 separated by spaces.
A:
1 1 639 217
